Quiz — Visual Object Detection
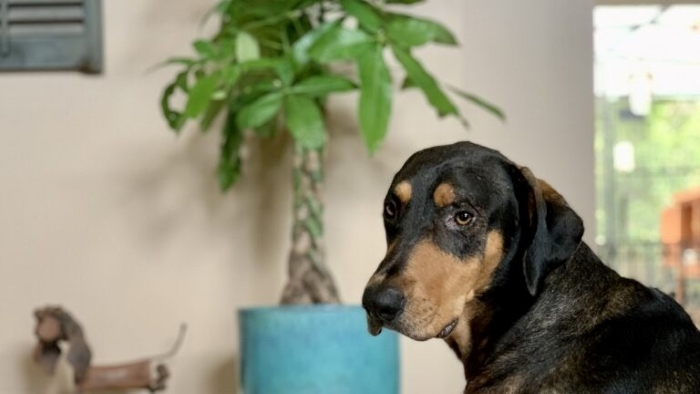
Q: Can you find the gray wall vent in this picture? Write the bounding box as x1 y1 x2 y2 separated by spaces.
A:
0 0 103 73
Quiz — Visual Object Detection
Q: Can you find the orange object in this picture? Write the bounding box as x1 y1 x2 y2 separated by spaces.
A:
660 187 700 304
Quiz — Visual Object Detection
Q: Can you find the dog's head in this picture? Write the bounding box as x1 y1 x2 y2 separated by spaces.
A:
33 306 92 383
362 141 584 341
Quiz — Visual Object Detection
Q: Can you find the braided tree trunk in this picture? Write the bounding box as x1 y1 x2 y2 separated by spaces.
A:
280 143 341 304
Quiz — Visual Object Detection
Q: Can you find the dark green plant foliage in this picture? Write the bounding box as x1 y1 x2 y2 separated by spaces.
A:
160 0 504 192
358 43 392 153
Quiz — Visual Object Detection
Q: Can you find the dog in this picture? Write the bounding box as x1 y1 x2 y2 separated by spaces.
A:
362 141 700 393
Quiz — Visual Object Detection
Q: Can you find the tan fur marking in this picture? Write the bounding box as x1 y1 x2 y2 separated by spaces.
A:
446 231 504 361
537 179 567 206
447 314 472 359
433 183 456 207
394 181 412 204
474 231 504 292
520 166 569 208
397 230 504 340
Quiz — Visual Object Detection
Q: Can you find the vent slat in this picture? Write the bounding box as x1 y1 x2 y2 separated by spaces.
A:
6 0 83 5
9 23 83 35
8 5 84 23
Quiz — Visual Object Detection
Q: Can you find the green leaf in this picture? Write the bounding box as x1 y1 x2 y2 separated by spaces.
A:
221 65 240 89
161 71 190 132
201 0 232 25
239 56 296 85
185 74 219 118
289 75 357 96
232 2 297 21
149 57 198 73
175 71 189 92
339 0 383 32
401 76 417 89
200 99 226 132
447 85 506 121
166 57 197 67
236 32 260 62
214 0 231 13
218 38 236 60
309 25 374 63
391 46 458 117
254 118 279 138
284 95 326 149
275 57 296 86
161 83 182 131
386 17 457 47
292 21 340 66
240 58 282 72
232 81 278 107
218 114 244 191
236 93 283 129
194 40 218 59
357 44 392 154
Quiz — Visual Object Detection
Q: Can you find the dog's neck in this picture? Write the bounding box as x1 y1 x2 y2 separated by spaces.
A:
446 242 607 382
443 281 529 379
444 293 512 380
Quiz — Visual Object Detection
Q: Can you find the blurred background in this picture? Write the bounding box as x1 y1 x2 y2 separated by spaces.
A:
594 2 700 322
0 0 697 393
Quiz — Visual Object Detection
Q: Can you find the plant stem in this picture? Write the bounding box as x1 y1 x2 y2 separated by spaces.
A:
280 142 341 304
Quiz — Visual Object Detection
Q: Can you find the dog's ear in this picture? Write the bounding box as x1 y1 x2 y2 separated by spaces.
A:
67 339 92 383
518 167 584 296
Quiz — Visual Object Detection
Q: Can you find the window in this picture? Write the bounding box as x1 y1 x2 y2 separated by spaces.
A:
595 4 700 320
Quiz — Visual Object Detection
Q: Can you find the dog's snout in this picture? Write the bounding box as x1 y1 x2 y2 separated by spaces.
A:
364 286 405 323
375 287 405 322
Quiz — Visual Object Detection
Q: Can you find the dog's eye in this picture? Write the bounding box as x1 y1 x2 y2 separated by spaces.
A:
454 211 473 226
384 201 397 219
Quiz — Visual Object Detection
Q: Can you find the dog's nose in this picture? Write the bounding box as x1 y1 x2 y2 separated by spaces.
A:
364 286 405 323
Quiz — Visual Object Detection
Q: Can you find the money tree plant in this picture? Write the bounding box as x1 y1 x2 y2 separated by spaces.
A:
160 0 503 305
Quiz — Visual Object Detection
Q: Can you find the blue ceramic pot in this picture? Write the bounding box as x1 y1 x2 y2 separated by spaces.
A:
239 305 399 394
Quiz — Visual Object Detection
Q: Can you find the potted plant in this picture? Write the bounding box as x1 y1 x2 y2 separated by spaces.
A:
160 0 503 392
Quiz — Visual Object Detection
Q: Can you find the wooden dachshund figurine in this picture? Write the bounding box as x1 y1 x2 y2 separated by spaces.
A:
33 306 185 393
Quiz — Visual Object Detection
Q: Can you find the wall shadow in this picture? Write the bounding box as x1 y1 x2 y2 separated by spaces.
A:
208 355 239 394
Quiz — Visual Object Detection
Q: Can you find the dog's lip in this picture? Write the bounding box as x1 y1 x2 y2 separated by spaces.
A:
366 313 383 336
437 319 458 338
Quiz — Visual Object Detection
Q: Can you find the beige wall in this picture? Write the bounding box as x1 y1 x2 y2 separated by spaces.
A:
0 0 593 393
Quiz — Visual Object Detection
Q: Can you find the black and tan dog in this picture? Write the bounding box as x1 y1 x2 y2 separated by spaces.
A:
362 141 700 393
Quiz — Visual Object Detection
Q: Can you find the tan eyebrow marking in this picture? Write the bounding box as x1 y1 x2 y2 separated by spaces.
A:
394 181 412 204
433 183 456 207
